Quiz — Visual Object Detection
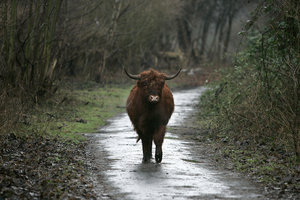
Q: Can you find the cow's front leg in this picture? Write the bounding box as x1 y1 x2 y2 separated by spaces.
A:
153 126 166 163
141 136 152 162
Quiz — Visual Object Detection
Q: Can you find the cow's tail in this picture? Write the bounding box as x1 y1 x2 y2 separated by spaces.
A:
136 136 140 143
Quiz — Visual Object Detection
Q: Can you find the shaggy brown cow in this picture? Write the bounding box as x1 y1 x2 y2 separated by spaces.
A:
125 68 181 163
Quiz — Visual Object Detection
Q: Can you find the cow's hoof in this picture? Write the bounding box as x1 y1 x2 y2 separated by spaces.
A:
142 157 151 163
155 153 162 163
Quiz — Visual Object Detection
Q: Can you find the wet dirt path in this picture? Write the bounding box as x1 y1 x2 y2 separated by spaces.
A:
89 88 265 200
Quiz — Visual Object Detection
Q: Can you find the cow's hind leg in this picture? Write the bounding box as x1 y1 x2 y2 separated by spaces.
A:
141 136 152 163
153 126 166 163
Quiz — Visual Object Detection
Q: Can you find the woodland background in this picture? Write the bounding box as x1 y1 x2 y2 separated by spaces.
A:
1 0 256 129
0 0 299 198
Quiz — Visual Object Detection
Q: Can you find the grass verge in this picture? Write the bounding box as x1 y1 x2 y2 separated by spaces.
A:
17 83 131 142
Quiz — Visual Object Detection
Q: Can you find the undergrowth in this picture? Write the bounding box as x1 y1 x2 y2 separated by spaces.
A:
197 0 299 196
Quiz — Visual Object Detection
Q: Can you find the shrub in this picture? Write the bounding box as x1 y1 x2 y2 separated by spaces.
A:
199 0 300 162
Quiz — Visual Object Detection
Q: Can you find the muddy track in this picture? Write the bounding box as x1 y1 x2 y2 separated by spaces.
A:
87 88 266 200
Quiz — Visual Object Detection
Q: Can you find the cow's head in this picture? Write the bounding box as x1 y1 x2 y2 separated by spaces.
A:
125 68 181 104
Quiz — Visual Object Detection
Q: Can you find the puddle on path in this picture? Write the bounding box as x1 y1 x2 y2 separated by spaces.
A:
92 87 264 199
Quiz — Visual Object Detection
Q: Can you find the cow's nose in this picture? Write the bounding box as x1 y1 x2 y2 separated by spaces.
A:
149 95 159 103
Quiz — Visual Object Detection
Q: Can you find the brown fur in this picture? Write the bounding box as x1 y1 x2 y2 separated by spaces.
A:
126 69 175 163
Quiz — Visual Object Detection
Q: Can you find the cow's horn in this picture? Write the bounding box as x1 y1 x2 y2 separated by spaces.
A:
165 68 181 80
124 68 140 80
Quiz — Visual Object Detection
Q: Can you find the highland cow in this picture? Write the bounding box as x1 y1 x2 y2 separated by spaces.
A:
125 68 181 163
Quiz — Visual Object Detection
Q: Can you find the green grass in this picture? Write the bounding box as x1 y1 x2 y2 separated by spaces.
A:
19 84 131 143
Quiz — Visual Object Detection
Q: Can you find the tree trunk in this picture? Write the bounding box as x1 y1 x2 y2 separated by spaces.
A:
223 1 236 61
98 1 123 82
